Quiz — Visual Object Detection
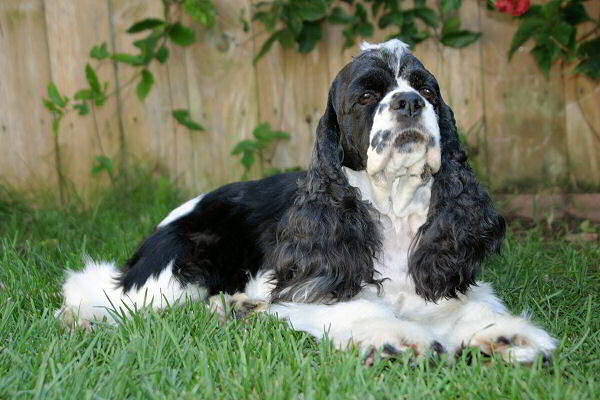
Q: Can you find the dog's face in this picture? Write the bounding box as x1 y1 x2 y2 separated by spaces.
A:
331 41 441 183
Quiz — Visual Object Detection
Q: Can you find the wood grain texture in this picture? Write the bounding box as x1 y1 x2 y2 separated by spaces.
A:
1 0 599 198
110 0 177 176
480 6 568 191
413 0 487 176
252 12 330 172
564 0 600 188
185 0 258 192
44 0 121 199
0 0 56 193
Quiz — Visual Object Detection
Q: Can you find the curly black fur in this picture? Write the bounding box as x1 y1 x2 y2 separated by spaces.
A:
267 85 383 303
408 102 506 302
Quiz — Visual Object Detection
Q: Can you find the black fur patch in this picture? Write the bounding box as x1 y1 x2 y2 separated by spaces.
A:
408 103 505 302
372 130 392 154
118 172 304 295
267 85 383 303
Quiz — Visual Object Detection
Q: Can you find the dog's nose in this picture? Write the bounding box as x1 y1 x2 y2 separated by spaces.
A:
389 92 425 118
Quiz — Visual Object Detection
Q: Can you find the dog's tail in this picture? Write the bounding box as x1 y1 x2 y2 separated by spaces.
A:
55 257 206 329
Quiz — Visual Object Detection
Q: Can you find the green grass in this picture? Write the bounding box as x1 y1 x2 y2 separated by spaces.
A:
1 176 598 399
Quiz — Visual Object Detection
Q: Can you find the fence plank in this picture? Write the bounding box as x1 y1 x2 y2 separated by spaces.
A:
0 0 56 194
479 7 568 191
565 0 600 188
110 0 178 179
413 0 487 177
253 0 339 172
185 0 259 192
2 0 600 197
44 0 122 199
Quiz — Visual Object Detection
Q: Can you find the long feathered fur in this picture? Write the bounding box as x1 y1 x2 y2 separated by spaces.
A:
267 82 383 303
408 102 506 302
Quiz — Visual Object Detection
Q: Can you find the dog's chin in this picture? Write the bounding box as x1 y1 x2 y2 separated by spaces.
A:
367 128 439 186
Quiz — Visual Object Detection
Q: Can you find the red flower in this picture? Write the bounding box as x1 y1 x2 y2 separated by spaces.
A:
496 0 530 17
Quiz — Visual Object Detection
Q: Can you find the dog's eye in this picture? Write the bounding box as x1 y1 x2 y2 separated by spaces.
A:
419 88 435 103
358 92 377 105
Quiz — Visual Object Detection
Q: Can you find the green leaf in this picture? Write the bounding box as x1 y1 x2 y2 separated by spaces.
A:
328 7 354 25
74 89 94 101
254 29 288 63
252 122 290 142
441 0 461 13
172 109 205 131
508 17 546 59
74 103 90 116
562 1 591 25
126 18 165 34
91 155 114 176
378 11 403 29
292 0 328 22
136 69 154 101
441 30 481 48
133 33 160 62
442 16 460 36
542 0 561 21
357 22 374 37
85 64 101 93
531 43 559 77
574 58 600 80
253 10 278 31
155 46 169 64
183 0 216 27
110 53 145 66
551 22 574 48
240 151 254 171
231 140 259 155
414 7 439 28
90 43 109 60
168 23 196 46
575 37 600 80
297 21 321 53
577 37 600 58
43 99 59 113
47 82 67 108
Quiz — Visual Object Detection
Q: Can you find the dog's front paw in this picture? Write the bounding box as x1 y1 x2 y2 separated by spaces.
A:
345 319 444 364
464 317 556 364
208 292 266 323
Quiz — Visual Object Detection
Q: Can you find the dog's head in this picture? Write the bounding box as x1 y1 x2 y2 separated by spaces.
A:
327 40 441 181
269 40 505 303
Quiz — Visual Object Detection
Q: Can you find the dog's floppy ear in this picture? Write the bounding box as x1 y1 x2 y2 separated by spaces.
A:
408 102 506 302
267 80 382 303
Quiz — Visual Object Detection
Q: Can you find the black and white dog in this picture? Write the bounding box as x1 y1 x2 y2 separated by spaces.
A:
57 40 556 363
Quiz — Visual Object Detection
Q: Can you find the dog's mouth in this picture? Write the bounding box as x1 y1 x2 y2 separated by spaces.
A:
392 129 431 152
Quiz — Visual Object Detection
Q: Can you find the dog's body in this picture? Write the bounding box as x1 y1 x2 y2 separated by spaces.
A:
57 40 556 363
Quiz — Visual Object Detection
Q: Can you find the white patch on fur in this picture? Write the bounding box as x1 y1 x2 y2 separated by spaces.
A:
366 78 441 183
268 281 556 360
244 270 275 301
55 258 207 327
158 194 204 228
360 39 410 56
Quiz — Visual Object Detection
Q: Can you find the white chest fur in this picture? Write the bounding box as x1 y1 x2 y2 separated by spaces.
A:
343 167 430 292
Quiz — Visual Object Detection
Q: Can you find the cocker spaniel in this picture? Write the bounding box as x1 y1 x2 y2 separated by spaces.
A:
57 40 556 363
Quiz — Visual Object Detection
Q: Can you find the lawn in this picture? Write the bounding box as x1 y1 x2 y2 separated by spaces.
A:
1 175 598 399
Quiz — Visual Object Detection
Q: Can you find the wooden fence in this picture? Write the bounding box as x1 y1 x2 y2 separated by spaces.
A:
1 0 599 201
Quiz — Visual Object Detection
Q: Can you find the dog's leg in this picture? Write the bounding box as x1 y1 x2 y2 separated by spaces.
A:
441 283 557 363
268 298 444 359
